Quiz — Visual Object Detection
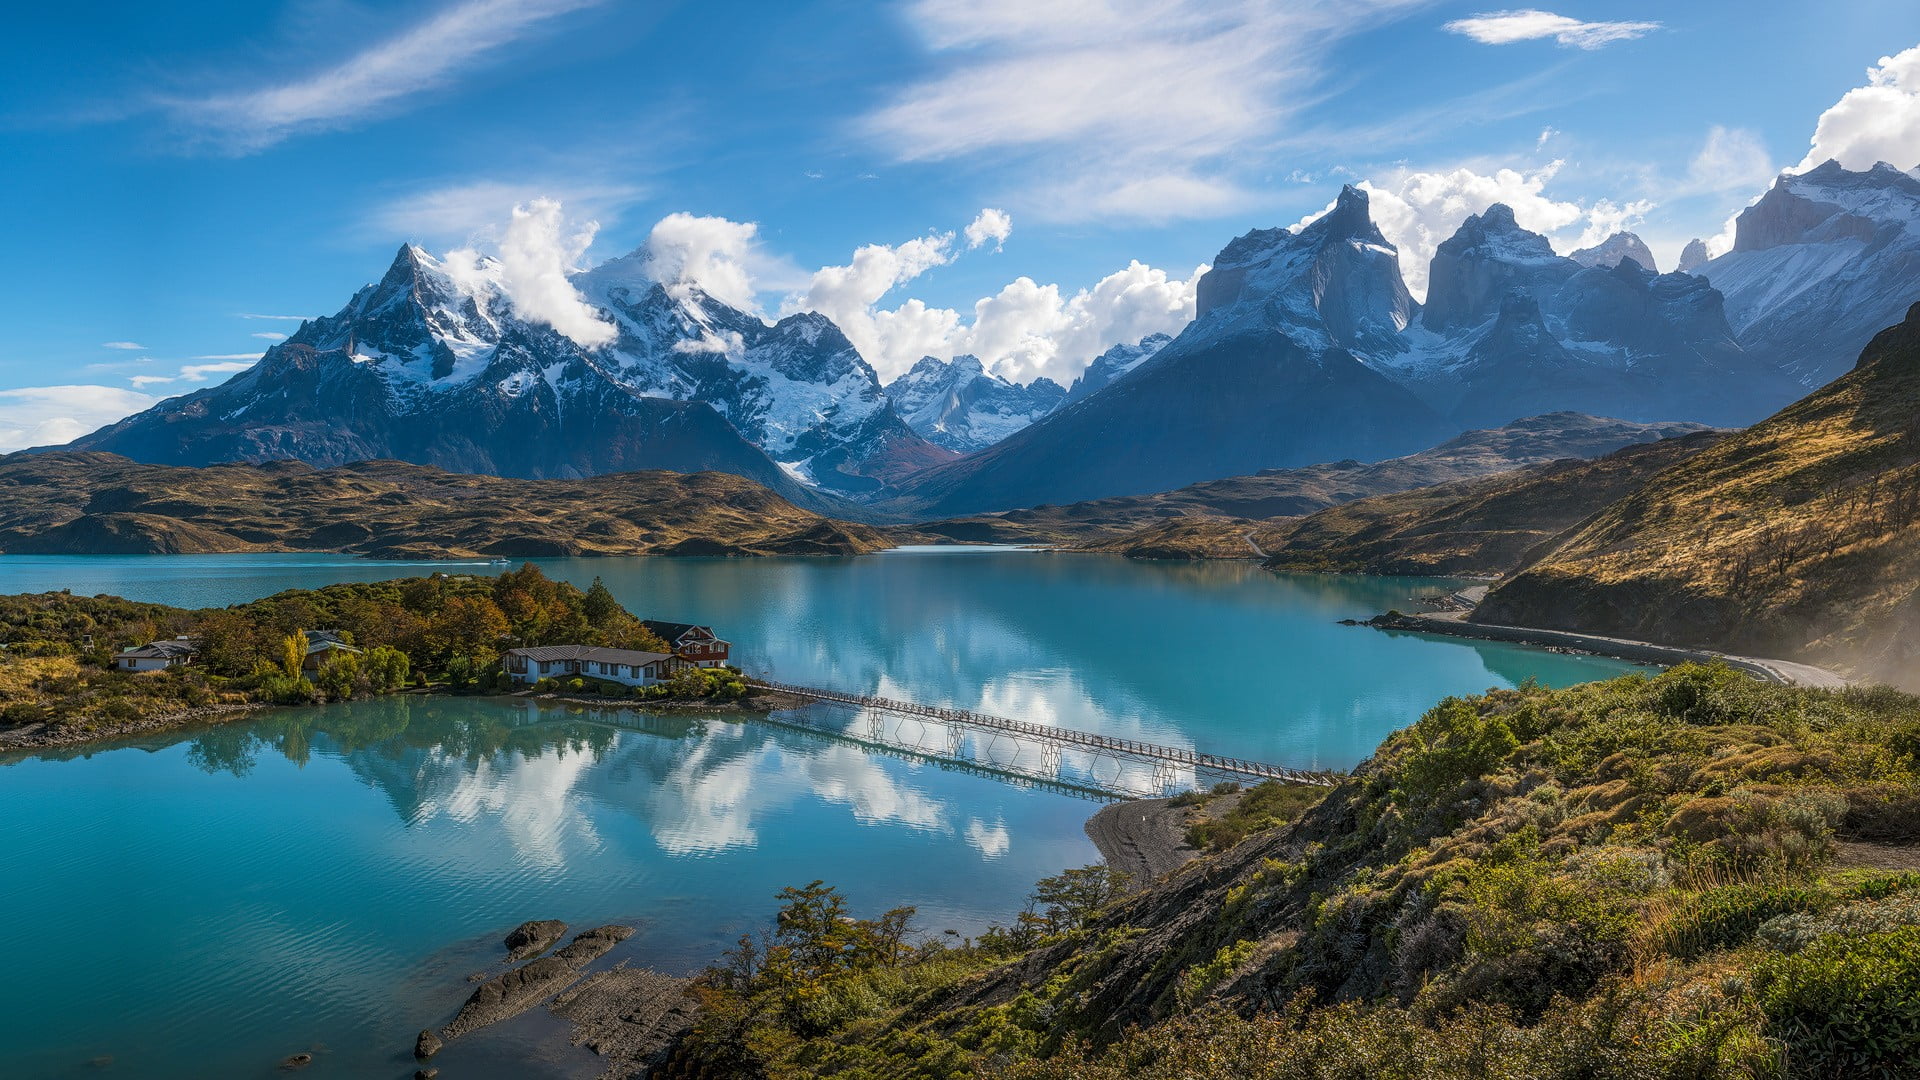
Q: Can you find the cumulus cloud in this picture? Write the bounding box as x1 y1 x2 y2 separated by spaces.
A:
776 207 1201 384
1444 9 1660 49
642 213 778 312
1795 43 1920 173
965 208 1013 250
785 228 962 366
1297 162 1652 299
446 198 617 348
0 385 159 451
1688 125 1777 193
165 0 608 152
100 341 146 350
864 0 1424 223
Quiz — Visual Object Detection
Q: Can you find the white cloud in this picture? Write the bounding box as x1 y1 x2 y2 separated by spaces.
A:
251 332 287 342
1795 43 1920 173
449 198 617 348
1444 9 1660 49
188 354 263 362
863 0 1424 223
964 208 1013 250
641 213 785 312
165 0 607 152
238 313 310 321
181 361 255 381
784 228 962 367
100 341 146 350
1298 162 1653 299
1688 125 1777 193
1535 126 1559 149
0 385 160 451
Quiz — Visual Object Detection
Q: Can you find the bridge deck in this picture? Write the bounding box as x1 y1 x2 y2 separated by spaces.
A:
751 680 1343 787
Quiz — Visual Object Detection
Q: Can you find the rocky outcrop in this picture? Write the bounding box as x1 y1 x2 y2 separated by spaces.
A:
1062 334 1171 405
1696 160 1920 386
1569 231 1658 272
1676 238 1711 273
503 919 567 962
442 925 635 1039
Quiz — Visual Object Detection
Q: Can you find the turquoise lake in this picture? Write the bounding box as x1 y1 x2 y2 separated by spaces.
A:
0 550 1643 1077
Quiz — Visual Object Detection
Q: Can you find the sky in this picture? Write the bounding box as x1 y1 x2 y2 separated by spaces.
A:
2 0 1919 450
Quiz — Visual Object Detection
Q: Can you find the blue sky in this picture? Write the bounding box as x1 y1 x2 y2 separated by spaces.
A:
2 0 1918 448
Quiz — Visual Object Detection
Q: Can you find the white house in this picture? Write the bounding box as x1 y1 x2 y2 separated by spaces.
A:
505 644 682 688
113 637 198 672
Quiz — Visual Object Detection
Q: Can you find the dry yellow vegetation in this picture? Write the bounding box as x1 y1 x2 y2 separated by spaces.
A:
1478 302 1920 687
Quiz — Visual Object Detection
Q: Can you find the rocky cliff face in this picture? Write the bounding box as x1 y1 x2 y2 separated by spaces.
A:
882 355 1066 453
1062 333 1171 405
61 244 949 500
1696 160 1920 387
1385 210 1796 430
1676 238 1711 273
892 187 1455 516
1569 231 1658 272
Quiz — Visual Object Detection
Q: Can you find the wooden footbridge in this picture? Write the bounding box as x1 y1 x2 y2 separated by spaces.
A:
748 679 1344 797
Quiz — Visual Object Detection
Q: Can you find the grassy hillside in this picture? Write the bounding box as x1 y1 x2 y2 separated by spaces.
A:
0 453 891 558
1476 303 1920 688
665 665 1920 1079
911 414 1709 548
1255 431 1722 575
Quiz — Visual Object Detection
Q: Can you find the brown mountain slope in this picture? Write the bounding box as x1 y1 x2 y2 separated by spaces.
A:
916 413 1709 546
0 453 892 558
1255 430 1724 575
1475 302 1920 688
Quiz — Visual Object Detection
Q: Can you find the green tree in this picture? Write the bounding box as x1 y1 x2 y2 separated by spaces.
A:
583 576 620 627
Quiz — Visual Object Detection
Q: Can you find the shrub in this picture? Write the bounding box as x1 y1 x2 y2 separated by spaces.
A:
1755 925 1920 1076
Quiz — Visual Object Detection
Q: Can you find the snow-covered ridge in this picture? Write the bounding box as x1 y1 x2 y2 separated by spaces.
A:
883 354 1065 453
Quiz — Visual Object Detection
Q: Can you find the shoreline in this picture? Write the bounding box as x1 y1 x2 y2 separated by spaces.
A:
0 687 807 757
1085 797 1203 885
1367 610 1850 688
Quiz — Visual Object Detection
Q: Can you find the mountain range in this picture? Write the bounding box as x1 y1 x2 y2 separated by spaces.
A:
39 161 1920 521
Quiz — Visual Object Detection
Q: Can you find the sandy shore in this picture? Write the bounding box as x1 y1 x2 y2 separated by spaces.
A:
1085 797 1203 885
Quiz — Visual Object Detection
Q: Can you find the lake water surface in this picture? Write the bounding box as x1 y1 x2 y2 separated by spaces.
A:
0 550 1641 1077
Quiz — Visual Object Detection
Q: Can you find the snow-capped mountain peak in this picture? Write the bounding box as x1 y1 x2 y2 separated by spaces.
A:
883 354 1065 453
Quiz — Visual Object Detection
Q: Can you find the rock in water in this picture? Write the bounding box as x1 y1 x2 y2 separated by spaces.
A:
413 1028 442 1060
443 926 636 1039
278 1052 313 1070
503 919 568 961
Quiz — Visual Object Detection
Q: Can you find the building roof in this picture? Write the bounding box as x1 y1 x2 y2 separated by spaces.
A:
509 644 675 667
642 620 728 645
119 638 198 660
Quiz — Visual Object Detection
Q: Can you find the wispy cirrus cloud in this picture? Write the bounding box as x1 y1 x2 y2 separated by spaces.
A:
1444 10 1661 50
237 313 312 322
861 0 1427 223
100 340 147 350
162 0 608 152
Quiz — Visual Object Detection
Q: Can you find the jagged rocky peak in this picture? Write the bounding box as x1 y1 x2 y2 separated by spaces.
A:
1421 202 1573 332
883 354 1066 454
1063 333 1172 405
1676 238 1711 273
1569 231 1658 273
1732 160 1920 252
1194 185 1414 355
